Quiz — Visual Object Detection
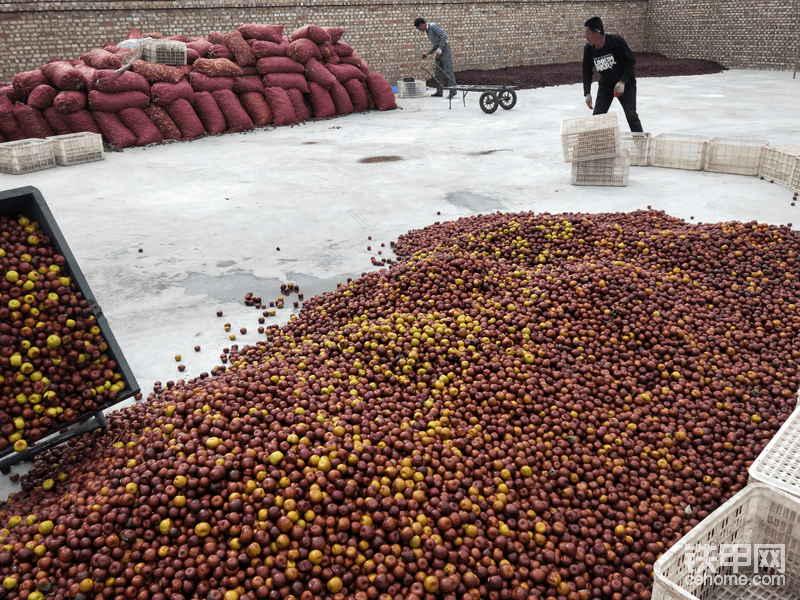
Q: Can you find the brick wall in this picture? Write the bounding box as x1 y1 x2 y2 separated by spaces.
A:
645 0 800 70
0 0 648 84
1 1 798 84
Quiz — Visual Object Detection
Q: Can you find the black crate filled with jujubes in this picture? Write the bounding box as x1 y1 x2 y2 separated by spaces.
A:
0 186 139 471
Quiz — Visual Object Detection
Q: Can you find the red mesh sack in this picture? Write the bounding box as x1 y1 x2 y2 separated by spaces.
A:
365 74 394 110
143 104 181 140
142 32 164 39
93 70 150 94
251 40 289 58
63 110 101 134
232 76 264 94
27 85 59 111
41 61 86 91
81 49 123 70
54 91 87 114
0 85 23 103
131 61 186 84
317 41 335 61
187 49 201 65
164 98 205 139
211 89 254 133
239 91 272 126
13 102 54 138
290 25 331 45
329 82 353 116
13 70 49 97
257 57 306 75
287 38 321 64
72 63 97 92
325 51 341 65
113 47 136 63
285 88 310 121
207 44 234 60
192 91 227 135
193 58 244 78
207 32 226 45
88 90 149 112
118 107 164 145
326 63 365 83
93 111 137 148
43 106 72 135
332 42 354 57
263 87 296 126
0 102 25 141
239 66 258 76
224 31 257 67
187 39 213 58
307 82 335 119
262 73 309 93
304 58 337 90
237 24 284 43
343 78 369 112
326 27 346 44
168 35 188 42
151 79 195 106
341 50 365 68
126 28 142 40
190 72 234 93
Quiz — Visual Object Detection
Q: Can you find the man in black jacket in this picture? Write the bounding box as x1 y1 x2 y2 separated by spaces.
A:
582 16 643 132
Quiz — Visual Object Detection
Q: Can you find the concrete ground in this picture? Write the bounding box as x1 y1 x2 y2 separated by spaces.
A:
0 68 798 498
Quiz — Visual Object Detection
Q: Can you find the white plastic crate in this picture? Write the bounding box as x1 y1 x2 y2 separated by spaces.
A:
396 79 426 98
650 134 711 171
571 148 630 186
620 131 651 166
561 113 621 163
142 39 187 66
0 138 56 174
704 137 768 176
790 156 800 194
47 132 104 166
652 483 800 600
758 145 799 187
748 406 800 499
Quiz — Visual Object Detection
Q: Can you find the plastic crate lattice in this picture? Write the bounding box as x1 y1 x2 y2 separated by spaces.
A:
561 113 621 162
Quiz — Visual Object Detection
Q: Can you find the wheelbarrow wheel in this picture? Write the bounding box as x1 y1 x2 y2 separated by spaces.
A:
479 92 499 114
499 89 517 110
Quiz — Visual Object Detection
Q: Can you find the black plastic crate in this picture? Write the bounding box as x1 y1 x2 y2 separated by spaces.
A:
0 186 139 470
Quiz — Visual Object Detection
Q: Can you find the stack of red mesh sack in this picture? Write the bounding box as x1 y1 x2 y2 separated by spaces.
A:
0 24 397 149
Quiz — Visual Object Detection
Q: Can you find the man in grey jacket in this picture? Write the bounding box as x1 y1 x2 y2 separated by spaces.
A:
414 17 457 99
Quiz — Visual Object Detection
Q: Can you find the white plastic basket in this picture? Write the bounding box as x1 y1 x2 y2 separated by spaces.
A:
758 145 799 187
748 406 800 499
396 80 426 98
790 156 800 194
0 138 56 174
704 137 768 176
142 39 187 66
47 132 104 166
650 134 711 171
571 148 630 186
561 113 621 163
652 483 800 600
620 132 651 166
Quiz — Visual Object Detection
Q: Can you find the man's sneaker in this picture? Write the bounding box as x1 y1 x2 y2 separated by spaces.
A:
431 91 443 97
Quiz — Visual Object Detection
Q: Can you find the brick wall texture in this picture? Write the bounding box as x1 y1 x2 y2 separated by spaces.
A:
0 0 798 84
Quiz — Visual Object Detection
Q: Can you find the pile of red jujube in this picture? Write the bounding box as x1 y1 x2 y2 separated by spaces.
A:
0 214 129 453
1 209 799 600
0 23 397 149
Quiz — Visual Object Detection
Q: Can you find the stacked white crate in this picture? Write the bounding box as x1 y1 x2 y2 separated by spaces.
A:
561 113 630 186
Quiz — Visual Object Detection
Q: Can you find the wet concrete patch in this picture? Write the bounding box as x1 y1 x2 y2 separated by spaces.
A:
358 156 403 163
446 191 504 212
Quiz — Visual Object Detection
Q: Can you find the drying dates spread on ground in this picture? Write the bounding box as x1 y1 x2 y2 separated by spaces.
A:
1 210 799 600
